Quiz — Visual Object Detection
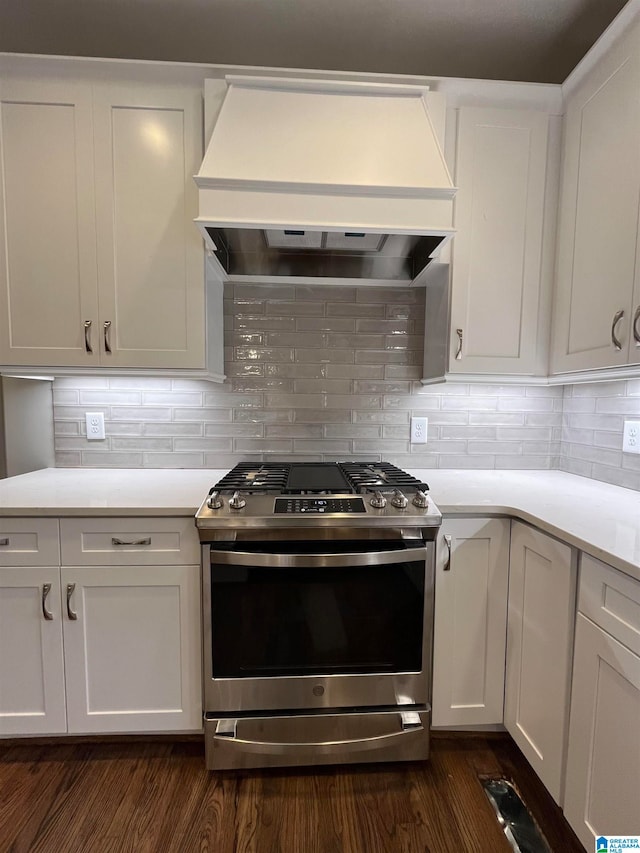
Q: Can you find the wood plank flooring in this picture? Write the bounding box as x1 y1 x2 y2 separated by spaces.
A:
0 735 585 853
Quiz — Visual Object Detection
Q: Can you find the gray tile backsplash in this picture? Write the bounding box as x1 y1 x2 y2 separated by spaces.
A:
559 380 640 490
50 283 639 489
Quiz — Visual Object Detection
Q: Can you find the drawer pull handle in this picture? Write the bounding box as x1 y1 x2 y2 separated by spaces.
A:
443 534 452 571
42 583 54 621
83 319 93 354
111 537 152 547
611 309 624 351
66 583 78 621
0 538 8 546
103 320 112 354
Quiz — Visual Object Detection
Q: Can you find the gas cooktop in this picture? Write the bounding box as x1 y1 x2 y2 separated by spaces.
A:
196 461 441 533
211 461 429 496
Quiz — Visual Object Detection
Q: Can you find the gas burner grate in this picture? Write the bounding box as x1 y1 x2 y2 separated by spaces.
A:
212 462 291 494
339 461 429 494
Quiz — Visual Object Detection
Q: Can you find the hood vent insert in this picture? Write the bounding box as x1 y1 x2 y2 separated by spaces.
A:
196 76 456 284
205 227 446 280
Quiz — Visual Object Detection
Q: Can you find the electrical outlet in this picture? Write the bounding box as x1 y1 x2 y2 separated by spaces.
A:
85 412 106 441
623 420 640 454
410 416 428 444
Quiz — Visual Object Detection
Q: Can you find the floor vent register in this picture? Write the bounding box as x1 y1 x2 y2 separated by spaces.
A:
481 777 552 853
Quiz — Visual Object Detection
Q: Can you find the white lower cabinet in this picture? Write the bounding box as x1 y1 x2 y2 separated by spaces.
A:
0 516 203 737
564 614 640 847
563 554 640 847
0 567 67 735
505 521 576 804
62 565 202 734
432 518 510 727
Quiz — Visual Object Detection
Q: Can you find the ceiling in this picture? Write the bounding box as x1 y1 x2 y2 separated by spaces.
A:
0 0 631 84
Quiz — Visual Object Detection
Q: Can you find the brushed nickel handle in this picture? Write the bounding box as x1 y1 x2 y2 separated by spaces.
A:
455 328 463 360
66 583 78 620
41 583 54 620
213 713 424 753
83 320 93 354
611 310 625 351
633 305 640 345
0 538 8 546
111 537 151 547
103 320 112 354
443 534 452 571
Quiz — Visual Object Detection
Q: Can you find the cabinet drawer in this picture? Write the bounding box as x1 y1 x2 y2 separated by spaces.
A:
580 554 640 656
60 517 200 566
0 518 60 566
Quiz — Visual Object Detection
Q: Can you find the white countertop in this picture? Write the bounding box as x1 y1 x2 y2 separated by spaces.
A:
1 467 639 582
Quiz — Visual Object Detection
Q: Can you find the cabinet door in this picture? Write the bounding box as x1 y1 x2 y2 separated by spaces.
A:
564 614 640 848
505 522 575 804
552 24 640 373
61 565 201 733
432 518 510 727
449 107 549 375
0 79 99 366
0 567 66 735
93 83 205 369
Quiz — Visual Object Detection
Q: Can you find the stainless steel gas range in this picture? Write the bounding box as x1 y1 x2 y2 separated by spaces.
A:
195 461 441 771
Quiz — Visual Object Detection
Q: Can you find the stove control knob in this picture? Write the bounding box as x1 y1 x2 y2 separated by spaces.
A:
391 489 408 509
370 490 387 509
207 490 223 510
412 490 429 509
228 491 246 510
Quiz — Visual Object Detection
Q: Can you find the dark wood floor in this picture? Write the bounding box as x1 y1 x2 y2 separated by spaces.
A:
0 735 584 853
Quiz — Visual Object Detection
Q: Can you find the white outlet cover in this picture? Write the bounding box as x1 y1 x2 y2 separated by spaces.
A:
410 416 428 444
622 420 640 454
85 412 106 441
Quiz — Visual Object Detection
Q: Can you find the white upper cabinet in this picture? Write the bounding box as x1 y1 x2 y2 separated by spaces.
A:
0 71 207 372
0 79 99 366
448 107 551 377
93 82 205 369
552 21 640 375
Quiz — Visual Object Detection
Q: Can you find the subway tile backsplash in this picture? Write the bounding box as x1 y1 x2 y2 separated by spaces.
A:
50 283 640 490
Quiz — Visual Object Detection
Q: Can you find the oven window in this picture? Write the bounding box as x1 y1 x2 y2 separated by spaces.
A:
209 558 425 678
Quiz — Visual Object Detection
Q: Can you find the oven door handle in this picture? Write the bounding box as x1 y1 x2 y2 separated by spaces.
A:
213 712 424 756
210 545 428 568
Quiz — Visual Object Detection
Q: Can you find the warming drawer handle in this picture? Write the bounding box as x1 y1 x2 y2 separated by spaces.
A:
213 713 424 755
210 545 429 569
111 537 152 547
443 534 452 571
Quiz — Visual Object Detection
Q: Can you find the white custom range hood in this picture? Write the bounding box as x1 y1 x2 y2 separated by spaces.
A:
195 76 456 284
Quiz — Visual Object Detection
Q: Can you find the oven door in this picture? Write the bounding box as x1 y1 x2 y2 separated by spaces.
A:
202 538 434 714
